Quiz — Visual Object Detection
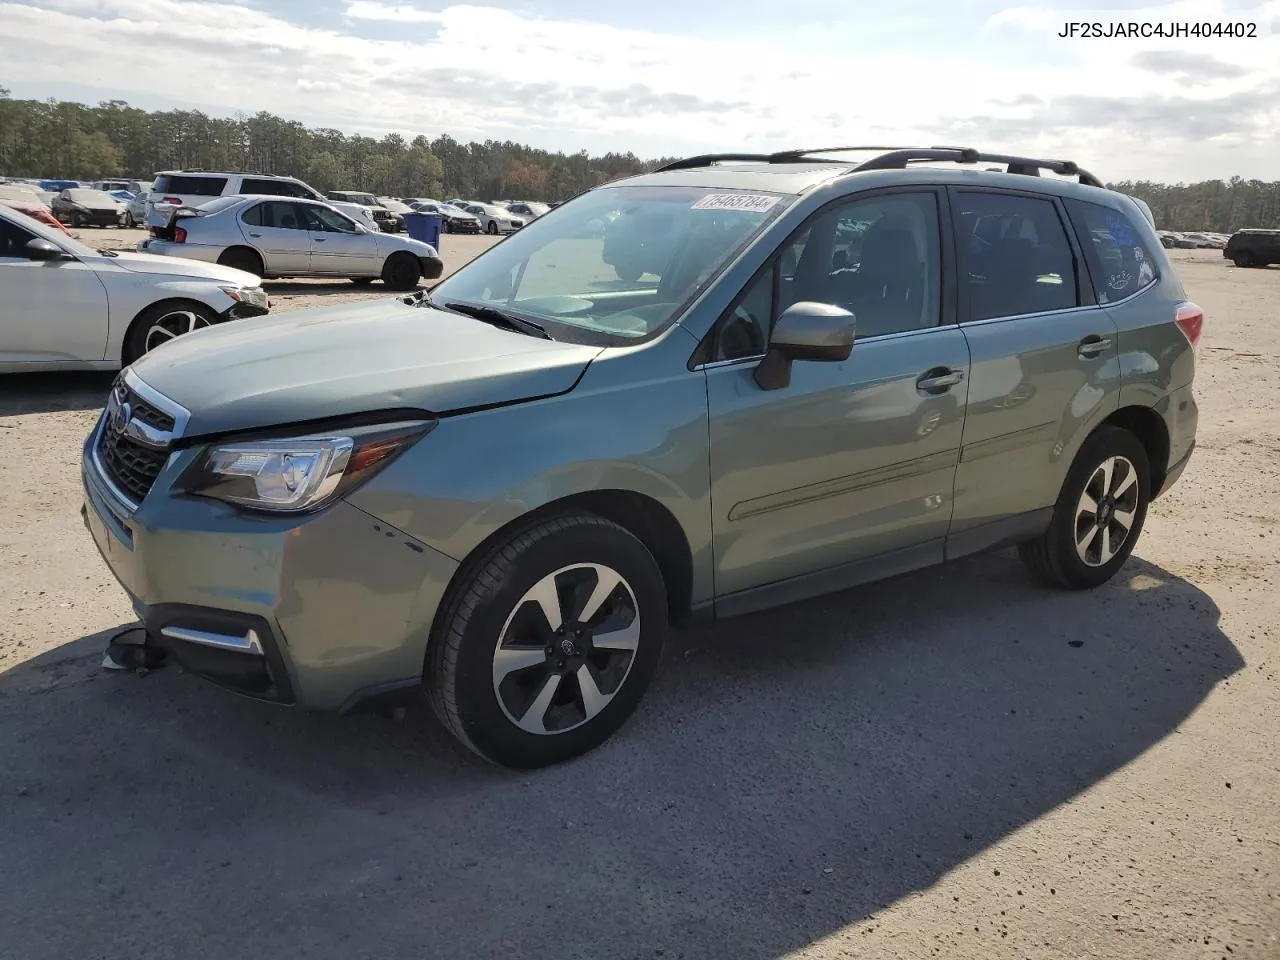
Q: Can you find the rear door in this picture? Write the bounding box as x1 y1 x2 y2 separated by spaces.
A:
705 188 971 609
946 188 1120 557
238 201 312 274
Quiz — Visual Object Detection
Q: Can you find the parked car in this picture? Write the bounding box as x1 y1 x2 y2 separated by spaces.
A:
0 204 268 372
463 202 525 235
328 191 402 232
121 191 148 228
407 200 482 234
505 201 551 221
146 171 380 232
377 197 417 223
0 183 75 236
139 194 443 290
53 188 126 227
39 179 81 192
95 179 145 194
79 146 1201 770
1224 228 1280 268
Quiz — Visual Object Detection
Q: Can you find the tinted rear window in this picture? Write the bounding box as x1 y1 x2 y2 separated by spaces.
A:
153 175 228 196
1066 199 1157 303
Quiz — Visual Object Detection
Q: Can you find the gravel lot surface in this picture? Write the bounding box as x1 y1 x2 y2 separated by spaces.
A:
0 244 1276 960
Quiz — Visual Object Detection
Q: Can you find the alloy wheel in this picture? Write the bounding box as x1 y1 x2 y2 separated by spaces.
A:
1074 455 1140 567
144 309 210 353
491 563 641 735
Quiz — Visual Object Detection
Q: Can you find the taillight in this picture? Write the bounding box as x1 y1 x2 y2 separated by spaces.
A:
162 196 182 205
1175 301 1204 348
174 226 187 243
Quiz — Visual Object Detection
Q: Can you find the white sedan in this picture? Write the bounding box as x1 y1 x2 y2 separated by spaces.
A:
0 204 268 373
463 203 526 235
141 195 443 290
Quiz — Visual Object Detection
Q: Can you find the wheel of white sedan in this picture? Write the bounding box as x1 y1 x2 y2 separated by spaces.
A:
122 301 219 365
427 513 668 768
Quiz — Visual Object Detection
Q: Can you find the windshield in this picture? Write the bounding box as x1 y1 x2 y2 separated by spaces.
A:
430 185 790 344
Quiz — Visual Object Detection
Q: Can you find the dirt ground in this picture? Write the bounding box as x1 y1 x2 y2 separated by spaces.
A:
0 246 1276 960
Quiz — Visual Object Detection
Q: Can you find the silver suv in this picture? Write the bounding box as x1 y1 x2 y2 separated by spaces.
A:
82 146 1200 769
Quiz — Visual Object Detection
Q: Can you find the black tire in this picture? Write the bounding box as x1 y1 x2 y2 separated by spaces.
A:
427 513 668 769
614 263 642 283
349 277 376 286
217 247 264 279
123 212 136 228
121 300 220 366
71 211 84 228
1232 251 1255 268
486 220 498 235
381 252 420 291
1018 425 1151 590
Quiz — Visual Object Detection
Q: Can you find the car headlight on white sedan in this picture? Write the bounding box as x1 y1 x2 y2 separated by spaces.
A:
182 421 434 512
220 285 270 309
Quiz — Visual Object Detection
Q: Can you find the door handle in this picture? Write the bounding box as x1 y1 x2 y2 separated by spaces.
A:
916 368 965 394
1077 334 1112 358
313 238 326 242
248 232 262 238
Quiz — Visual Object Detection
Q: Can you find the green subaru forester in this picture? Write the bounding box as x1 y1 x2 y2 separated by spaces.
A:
82 147 1201 768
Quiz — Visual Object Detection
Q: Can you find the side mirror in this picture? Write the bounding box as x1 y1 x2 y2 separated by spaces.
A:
25 238 68 261
753 301 856 391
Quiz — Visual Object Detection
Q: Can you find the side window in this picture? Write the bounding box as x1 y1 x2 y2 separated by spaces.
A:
241 203 264 227
302 204 358 233
259 201 305 230
1066 199 1157 303
711 265 775 361
955 192 1078 321
0 217 37 258
781 192 942 338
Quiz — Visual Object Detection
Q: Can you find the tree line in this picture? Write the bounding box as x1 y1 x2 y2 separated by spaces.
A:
2 90 1278 228
0 90 673 202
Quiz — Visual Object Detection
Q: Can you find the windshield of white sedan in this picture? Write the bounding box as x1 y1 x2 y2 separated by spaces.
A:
430 186 789 342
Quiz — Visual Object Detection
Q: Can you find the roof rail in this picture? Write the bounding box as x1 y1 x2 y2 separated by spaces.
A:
852 146 1104 187
653 145 1103 187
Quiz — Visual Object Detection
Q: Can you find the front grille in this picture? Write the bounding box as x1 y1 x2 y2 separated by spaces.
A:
129 397 175 433
97 429 167 504
94 380 178 505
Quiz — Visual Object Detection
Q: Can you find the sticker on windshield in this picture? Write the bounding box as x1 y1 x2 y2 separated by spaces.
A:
691 193 780 213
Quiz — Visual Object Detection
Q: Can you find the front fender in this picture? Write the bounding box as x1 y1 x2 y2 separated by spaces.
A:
346 329 715 605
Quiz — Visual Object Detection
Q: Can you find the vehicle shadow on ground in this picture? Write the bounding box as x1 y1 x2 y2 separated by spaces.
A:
0 551 1240 960
0 371 113 415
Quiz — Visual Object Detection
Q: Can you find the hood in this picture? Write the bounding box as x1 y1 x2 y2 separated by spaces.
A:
72 198 121 210
101 250 259 285
129 298 604 436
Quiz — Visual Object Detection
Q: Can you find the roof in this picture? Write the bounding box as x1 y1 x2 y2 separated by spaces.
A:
606 146 1112 201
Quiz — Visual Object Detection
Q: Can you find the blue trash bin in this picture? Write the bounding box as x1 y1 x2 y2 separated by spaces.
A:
402 212 442 250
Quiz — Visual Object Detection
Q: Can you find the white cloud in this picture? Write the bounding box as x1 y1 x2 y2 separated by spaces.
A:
1 0 1278 180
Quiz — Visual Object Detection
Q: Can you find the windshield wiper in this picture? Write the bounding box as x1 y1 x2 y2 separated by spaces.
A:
438 300 551 340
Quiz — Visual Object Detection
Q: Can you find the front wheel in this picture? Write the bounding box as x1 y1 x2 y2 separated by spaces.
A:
427 514 668 768
486 220 498 235
1018 425 1150 589
122 301 220 365
381 253 420 290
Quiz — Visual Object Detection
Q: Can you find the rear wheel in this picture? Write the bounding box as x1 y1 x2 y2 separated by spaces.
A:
427 513 668 768
1232 251 1256 268
1018 425 1150 589
217 247 264 279
381 252 420 291
122 301 220 366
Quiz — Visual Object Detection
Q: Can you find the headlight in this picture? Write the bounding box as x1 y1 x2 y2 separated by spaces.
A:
221 285 269 309
182 420 433 513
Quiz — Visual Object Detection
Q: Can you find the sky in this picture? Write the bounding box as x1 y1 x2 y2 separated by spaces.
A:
2 0 1278 182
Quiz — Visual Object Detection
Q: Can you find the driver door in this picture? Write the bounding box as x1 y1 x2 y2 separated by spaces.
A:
0 214 109 365
301 203 378 275
702 189 972 611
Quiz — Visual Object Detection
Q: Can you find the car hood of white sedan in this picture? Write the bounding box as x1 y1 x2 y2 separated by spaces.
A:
92 250 259 286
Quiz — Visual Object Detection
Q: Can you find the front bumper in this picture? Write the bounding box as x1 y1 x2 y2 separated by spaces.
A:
80 412 459 712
